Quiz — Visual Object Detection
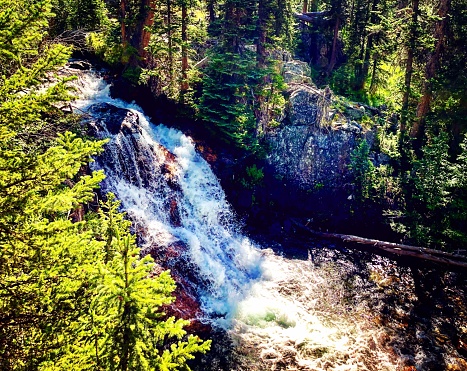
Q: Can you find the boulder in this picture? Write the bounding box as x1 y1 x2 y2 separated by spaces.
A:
265 83 376 192
282 61 312 84
68 60 92 70
87 103 139 135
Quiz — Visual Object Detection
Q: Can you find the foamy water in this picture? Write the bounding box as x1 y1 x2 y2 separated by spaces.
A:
71 67 449 370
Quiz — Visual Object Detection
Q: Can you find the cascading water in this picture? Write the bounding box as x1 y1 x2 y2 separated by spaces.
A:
71 66 466 371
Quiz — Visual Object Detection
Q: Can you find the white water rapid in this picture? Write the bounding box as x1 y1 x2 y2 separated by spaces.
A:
70 67 465 371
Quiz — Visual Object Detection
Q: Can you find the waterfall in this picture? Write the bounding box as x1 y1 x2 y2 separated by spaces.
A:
72 68 466 371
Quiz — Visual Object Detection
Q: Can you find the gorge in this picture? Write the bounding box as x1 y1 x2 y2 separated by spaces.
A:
73 66 467 371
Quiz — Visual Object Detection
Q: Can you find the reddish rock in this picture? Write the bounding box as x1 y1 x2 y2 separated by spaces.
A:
169 198 181 227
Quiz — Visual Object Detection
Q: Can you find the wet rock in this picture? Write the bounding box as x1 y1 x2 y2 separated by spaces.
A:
269 222 282 236
287 86 322 126
237 189 253 209
169 198 181 227
345 104 366 120
68 60 92 70
87 103 139 135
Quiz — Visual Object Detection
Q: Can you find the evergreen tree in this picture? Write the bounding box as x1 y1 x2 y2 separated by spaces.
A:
0 2 108 365
197 0 288 150
0 1 211 368
41 196 211 371
349 139 375 201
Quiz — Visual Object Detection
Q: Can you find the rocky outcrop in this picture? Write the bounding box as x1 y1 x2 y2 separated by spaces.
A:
265 62 376 193
86 102 205 327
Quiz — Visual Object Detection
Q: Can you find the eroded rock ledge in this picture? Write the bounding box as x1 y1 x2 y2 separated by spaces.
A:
265 61 376 192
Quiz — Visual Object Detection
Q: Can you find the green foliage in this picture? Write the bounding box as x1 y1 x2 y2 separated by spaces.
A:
197 49 261 150
87 23 126 66
0 3 108 362
348 139 375 200
39 196 211 371
385 133 467 250
142 0 210 99
241 164 265 189
50 0 108 35
0 2 211 369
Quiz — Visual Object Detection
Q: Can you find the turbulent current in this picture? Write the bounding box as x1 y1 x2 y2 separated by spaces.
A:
72 66 466 371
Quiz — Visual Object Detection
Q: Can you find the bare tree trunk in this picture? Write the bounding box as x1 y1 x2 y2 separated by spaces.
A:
411 0 450 139
292 220 467 270
327 16 340 75
138 0 155 62
401 0 419 134
302 0 308 14
120 0 127 47
167 0 174 87
181 1 189 95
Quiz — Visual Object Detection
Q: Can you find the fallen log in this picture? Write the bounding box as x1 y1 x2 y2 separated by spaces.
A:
303 11 330 18
295 13 315 23
291 219 467 270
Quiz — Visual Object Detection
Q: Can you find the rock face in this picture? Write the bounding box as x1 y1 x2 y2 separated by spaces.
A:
86 103 203 323
265 63 375 193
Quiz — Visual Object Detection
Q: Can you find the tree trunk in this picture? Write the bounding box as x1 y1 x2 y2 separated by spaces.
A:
400 0 419 134
138 0 155 62
224 1 239 53
355 0 378 90
292 220 467 270
302 0 308 14
327 16 340 75
369 55 378 93
310 0 318 12
120 0 127 47
257 0 267 68
181 1 189 94
167 0 174 86
207 0 216 24
410 0 450 140
256 0 268 135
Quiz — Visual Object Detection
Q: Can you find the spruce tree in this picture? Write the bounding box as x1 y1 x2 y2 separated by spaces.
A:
40 196 211 371
0 1 211 369
0 0 108 366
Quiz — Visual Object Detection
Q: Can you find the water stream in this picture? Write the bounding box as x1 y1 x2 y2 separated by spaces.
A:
72 67 466 371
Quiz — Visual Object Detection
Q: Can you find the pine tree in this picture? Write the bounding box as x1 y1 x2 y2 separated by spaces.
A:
40 196 211 371
0 1 211 369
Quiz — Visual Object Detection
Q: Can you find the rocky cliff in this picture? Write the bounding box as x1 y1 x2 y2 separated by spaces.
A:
265 61 376 193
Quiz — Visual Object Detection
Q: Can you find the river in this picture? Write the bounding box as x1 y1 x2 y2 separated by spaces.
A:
72 65 466 371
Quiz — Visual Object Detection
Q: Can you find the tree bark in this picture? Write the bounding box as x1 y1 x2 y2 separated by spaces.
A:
120 0 127 47
167 0 174 84
410 0 450 139
181 1 189 94
257 0 267 68
401 0 419 134
292 220 467 270
355 0 378 90
327 16 340 75
138 0 155 62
